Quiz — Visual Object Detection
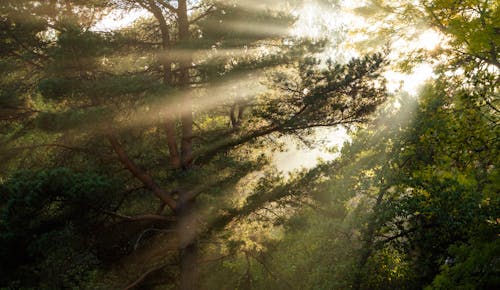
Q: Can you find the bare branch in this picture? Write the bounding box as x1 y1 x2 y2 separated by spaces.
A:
156 0 178 14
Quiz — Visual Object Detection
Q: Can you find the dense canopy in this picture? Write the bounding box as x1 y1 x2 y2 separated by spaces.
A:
0 0 498 289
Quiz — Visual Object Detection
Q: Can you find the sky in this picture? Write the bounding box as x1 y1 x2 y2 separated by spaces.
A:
93 8 149 31
94 0 444 173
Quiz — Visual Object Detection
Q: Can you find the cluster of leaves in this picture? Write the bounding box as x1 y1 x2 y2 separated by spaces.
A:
4 0 497 289
0 0 388 288
0 168 122 289
210 77 497 289
198 0 499 288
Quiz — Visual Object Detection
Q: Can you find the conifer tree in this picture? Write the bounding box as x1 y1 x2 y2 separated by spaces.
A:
1 1 389 288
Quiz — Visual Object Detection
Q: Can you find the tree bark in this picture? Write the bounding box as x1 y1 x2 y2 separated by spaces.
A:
165 116 182 169
142 2 197 288
177 191 198 290
146 0 182 169
176 2 197 289
177 0 193 169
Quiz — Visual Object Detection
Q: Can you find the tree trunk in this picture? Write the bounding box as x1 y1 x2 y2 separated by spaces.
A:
146 0 181 170
177 0 193 169
176 2 197 289
166 116 182 169
177 192 197 290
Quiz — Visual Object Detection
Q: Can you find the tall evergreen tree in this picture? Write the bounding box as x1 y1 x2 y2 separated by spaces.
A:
1 0 389 288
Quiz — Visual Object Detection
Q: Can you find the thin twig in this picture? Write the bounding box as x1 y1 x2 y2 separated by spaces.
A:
134 228 176 250
102 210 176 222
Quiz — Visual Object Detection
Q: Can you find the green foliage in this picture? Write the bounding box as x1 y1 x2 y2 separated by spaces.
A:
224 70 498 288
198 1 296 47
258 53 387 131
0 168 121 288
34 107 110 132
424 0 500 66
427 229 500 290
1 0 497 289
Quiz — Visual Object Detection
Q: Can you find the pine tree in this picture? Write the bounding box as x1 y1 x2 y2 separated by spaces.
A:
1 1 389 288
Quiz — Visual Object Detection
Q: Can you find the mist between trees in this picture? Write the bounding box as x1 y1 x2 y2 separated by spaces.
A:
0 0 498 289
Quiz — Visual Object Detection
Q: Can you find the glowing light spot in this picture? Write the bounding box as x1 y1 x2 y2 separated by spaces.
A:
92 9 149 31
384 63 436 95
293 4 321 38
417 29 443 51
273 127 350 173
292 2 342 40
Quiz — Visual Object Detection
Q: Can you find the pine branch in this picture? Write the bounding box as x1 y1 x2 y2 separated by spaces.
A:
192 125 279 165
8 143 97 155
106 132 178 210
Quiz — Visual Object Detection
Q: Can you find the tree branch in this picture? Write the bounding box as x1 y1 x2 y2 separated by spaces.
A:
101 210 176 222
378 227 418 245
189 5 215 24
157 0 178 14
106 132 177 211
193 125 279 165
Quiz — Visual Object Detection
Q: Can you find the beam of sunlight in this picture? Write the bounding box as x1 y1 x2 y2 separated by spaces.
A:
339 2 447 96
84 0 444 173
209 20 291 37
92 1 295 33
38 71 269 141
158 46 276 64
292 3 323 39
417 29 444 51
121 72 268 129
